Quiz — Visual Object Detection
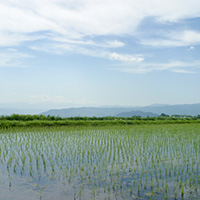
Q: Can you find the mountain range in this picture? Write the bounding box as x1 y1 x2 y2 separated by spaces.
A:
41 103 200 117
41 107 159 117
1 103 200 117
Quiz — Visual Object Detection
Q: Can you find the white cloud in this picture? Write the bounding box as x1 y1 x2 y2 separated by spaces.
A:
115 60 200 74
170 69 195 74
51 37 125 48
29 43 74 55
1 0 200 69
7 48 18 52
1 0 200 48
141 30 200 47
177 30 200 43
30 43 107 58
109 52 144 62
190 46 195 50
105 40 125 48
0 49 32 67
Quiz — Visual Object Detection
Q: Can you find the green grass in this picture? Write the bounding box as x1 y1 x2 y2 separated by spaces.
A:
0 113 200 128
0 118 200 128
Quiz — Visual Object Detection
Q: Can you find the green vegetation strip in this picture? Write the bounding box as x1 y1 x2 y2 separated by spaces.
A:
0 118 200 128
0 114 200 128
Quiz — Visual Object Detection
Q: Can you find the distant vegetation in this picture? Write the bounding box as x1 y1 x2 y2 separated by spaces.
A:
0 113 200 128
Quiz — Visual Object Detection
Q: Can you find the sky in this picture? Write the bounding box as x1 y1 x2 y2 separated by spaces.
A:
0 0 200 108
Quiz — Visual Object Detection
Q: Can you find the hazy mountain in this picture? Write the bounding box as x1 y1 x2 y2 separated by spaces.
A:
0 102 89 115
138 103 200 116
41 107 137 117
1 102 200 116
41 103 200 117
115 111 159 117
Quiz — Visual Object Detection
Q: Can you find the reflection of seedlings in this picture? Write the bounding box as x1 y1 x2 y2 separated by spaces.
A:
36 156 40 171
13 163 17 173
41 154 46 171
137 182 140 196
7 156 13 171
174 189 177 200
40 188 42 200
9 178 11 190
181 185 184 197
20 166 24 176
78 188 82 199
51 162 55 173
30 164 33 177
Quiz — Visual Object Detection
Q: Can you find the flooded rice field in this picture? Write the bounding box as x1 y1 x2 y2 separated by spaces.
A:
0 124 199 200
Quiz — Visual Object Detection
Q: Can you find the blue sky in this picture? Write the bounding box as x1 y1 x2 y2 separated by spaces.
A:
0 0 200 107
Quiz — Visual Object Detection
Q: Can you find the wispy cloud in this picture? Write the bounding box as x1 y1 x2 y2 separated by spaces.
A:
109 52 144 62
1 0 200 47
141 30 200 47
0 49 32 67
1 0 200 71
115 60 200 74
51 37 125 48
189 46 195 50
0 32 44 47
30 42 144 64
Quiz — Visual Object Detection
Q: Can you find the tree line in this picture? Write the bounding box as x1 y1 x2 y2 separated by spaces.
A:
0 113 200 121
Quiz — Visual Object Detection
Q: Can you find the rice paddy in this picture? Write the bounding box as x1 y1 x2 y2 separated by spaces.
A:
0 124 199 200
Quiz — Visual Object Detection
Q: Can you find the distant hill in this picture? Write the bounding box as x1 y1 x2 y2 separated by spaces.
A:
139 103 200 116
41 107 136 117
41 103 200 117
1 103 200 117
0 102 79 115
115 110 158 117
